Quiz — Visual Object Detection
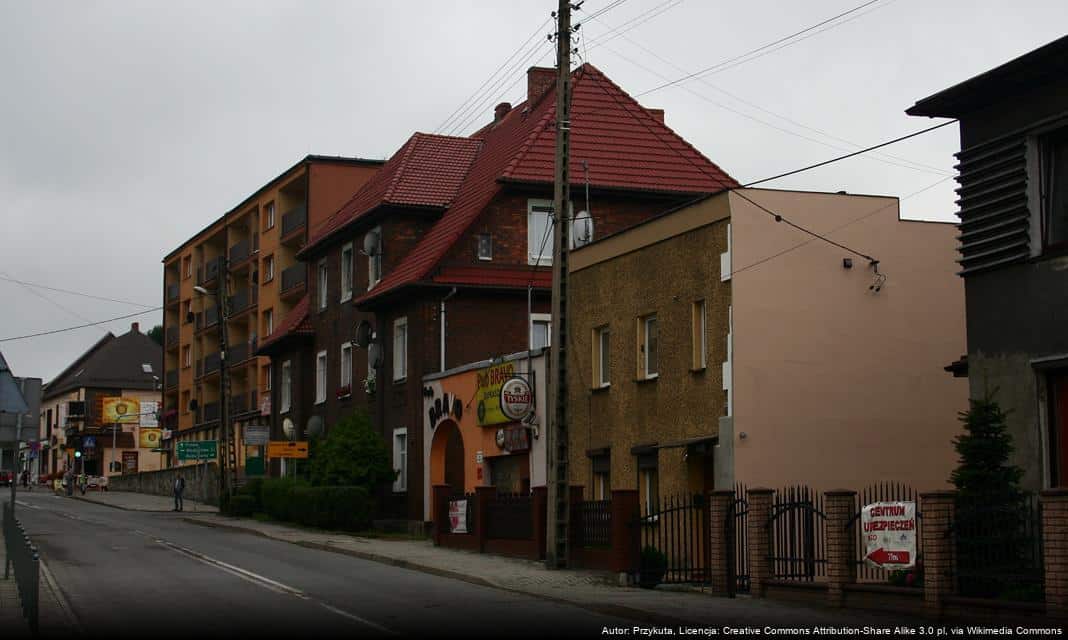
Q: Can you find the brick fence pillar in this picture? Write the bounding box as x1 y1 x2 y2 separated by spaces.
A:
532 486 548 560
431 484 450 546
1041 489 1068 619
746 487 775 598
611 490 640 578
920 490 956 619
708 490 734 596
475 486 494 553
825 490 857 607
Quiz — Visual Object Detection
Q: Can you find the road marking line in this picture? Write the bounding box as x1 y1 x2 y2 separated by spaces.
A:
15 500 40 509
318 602 397 635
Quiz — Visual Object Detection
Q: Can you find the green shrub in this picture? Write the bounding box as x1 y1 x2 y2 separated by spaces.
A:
261 477 309 521
290 486 372 531
310 411 396 490
239 478 265 511
640 545 667 570
228 495 257 518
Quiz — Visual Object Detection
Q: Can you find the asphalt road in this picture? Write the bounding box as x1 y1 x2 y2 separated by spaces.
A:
7 492 630 639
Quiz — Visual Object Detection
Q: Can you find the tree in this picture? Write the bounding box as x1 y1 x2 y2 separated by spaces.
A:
950 390 1024 500
147 324 164 346
310 411 396 490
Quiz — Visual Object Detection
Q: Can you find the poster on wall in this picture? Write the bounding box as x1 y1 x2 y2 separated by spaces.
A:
140 400 159 427
476 362 521 426
861 501 917 569
138 428 162 449
122 451 138 474
102 397 141 424
448 499 468 534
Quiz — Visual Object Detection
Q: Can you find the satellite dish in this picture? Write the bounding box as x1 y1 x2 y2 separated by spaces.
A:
362 230 380 257
368 342 383 370
572 212 594 248
306 415 324 438
282 418 296 441
354 321 373 348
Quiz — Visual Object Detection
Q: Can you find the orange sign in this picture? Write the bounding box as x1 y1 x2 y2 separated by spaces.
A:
268 441 309 459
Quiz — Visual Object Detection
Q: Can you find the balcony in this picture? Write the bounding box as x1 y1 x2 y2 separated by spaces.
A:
228 287 258 317
166 326 179 349
281 204 307 239
196 256 223 286
196 306 219 332
202 401 220 423
165 369 178 389
227 338 258 366
166 283 180 305
280 263 306 299
203 352 221 376
229 236 258 270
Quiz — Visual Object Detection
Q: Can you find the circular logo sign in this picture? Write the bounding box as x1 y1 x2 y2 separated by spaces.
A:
495 429 506 448
499 376 533 421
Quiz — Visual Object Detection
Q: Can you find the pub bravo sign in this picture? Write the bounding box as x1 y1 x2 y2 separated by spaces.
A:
861 501 917 569
499 376 533 421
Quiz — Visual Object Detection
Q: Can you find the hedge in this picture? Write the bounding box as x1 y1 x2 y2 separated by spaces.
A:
228 495 257 518
253 478 372 531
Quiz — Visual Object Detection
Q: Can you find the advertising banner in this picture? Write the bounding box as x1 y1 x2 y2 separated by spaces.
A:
244 425 270 446
448 499 468 534
122 451 138 474
138 428 162 449
475 361 518 426
861 501 917 569
268 441 309 459
140 400 159 427
102 397 141 424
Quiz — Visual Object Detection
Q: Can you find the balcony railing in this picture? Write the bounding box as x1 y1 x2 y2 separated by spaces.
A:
197 306 219 331
166 283 180 303
281 204 307 237
165 369 178 389
203 352 221 375
202 402 220 423
197 257 223 285
230 393 249 415
228 288 258 315
227 339 256 365
281 263 306 293
166 326 179 348
229 237 254 265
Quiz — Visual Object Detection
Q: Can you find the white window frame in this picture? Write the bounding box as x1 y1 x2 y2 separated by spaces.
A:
265 365 272 392
264 309 273 336
641 314 658 380
643 467 659 515
527 199 555 266
315 350 327 404
263 255 274 283
340 242 354 302
594 326 610 388
368 226 382 289
392 428 408 492
280 361 292 413
393 317 408 382
530 313 551 350
265 202 275 230
184 256 192 279
340 342 353 390
366 348 377 382
317 259 328 310
692 300 707 370
477 234 493 261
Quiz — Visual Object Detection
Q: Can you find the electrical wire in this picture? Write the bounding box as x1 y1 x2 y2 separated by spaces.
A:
0 274 157 308
0 307 164 343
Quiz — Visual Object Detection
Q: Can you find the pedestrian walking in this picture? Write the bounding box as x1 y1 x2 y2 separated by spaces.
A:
173 473 186 512
78 473 87 495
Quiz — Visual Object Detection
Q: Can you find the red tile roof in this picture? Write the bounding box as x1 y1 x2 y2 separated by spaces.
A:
256 295 314 355
301 134 482 257
431 266 553 289
349 63 737 307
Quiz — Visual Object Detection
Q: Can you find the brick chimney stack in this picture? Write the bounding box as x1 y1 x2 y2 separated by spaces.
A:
494 102 512 123
527 66 555 102
131 322 140 334
648 109 665 124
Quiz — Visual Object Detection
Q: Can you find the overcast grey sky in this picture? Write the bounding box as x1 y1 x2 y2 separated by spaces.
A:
1 0 1065 382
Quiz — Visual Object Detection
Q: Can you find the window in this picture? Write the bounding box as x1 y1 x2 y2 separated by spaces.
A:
183 256 192 279
393 317 408 381
530 313 551 350
317 259 328 310
368 226 383 289
1047 371 1068 487
340 342 353 390
639 314 658 379
263 255 274 283
182 345 192 368
263 309 273 336
315 351 327 404
280 361 292 413
264 365 272 392
393 428 408 492
528 200 555 265
1040 129 1068 252
591 452 610 500
692 300 707 370
477 234 493 261
593 326 610 388
341 242 354 301
265 202 275 230
181 391 191 415
183 300 192 323
367 348 377 383
642 468 659 515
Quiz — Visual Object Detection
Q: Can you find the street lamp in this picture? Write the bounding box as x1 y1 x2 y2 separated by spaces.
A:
193 281 232 508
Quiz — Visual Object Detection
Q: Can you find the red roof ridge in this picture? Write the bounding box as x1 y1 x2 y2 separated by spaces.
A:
257 295 313 354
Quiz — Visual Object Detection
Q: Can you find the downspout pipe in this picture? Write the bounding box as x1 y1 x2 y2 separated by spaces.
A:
440 287 458 372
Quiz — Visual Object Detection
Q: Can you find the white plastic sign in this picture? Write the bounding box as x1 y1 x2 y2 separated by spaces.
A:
861 501 917 569
449 499 468 534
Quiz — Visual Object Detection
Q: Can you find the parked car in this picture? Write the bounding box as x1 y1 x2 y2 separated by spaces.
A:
0 470 13 486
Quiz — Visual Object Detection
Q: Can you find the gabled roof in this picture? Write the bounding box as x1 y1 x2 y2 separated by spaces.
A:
44 327 162 399
351 63 737 307
0 350 30 414
256 295 315 356
300 134 483 257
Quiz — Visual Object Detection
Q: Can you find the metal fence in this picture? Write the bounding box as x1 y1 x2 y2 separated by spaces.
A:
769 485 827 582
727 483 750 595
574 500 611 547
854 482 920 584
3 501 40 635
485 492 533 540
954 491 1044 601
636 493 711 584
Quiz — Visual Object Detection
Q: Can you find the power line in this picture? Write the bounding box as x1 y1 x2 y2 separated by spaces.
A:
1 272 95 324
0 274 157 308
0 307 163 343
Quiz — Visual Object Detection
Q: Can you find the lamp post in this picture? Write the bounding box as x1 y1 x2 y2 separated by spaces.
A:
194 282 232 507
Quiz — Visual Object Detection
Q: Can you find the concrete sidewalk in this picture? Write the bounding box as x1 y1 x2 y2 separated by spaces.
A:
72 490 218 513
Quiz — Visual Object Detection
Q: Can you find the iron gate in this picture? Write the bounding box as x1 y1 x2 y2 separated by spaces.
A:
635 493 711 584
768 485 827 582
726 486 750 597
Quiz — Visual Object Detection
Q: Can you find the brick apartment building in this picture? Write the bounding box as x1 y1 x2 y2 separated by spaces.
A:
260 64 739 521
161 156 382 469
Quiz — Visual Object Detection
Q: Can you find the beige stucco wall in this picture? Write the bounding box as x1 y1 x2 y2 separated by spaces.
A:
728 189 967 493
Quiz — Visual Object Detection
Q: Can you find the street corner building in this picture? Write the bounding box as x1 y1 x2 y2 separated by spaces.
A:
38 323 162 480
907 34 1068 491
1 350 41 482
567 188 968 502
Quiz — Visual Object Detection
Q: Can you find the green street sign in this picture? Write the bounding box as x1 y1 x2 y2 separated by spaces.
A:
176 440 218 462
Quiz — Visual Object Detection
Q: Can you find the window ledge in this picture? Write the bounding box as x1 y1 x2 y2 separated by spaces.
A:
393 378 407 385
592 383 611 393
636 374 659 384
340 293 352 303
314 399 326 406
690 366 707 375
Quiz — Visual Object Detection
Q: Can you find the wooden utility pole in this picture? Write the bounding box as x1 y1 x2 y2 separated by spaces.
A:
545 0 573 570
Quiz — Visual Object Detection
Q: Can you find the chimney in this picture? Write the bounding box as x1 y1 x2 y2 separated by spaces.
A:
131 322 140 334
647 108 665 124
494 102 512 122
527 66 555 102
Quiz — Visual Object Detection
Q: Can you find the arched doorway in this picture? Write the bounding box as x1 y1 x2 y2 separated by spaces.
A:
430 419 466 493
